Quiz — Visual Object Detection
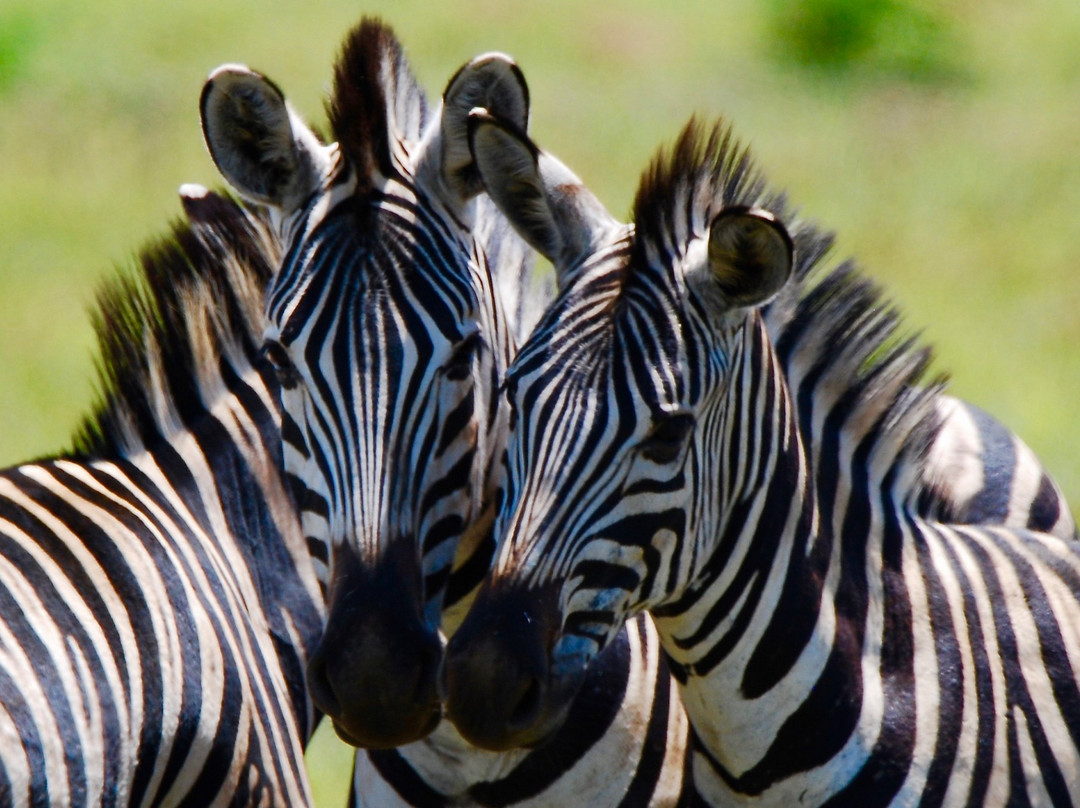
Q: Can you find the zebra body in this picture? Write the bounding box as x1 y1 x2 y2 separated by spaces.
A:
0 190 323 806
202 19 690 805
919 396 1075 537
443 112 1080 805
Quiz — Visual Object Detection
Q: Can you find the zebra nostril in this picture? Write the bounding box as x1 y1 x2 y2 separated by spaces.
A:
305 653 341 718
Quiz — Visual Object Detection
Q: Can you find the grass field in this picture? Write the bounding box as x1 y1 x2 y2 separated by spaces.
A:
2 2 1079 804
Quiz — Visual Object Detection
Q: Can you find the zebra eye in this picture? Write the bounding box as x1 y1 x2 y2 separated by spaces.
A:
443 333 481 381
260 340 301 388
639 413 695 464
500 371 518 399
499 373 520 427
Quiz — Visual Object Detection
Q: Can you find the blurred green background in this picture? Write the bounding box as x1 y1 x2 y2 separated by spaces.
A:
1 1 1078 804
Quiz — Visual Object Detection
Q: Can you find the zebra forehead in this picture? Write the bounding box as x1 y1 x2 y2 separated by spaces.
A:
329 18 429 186
268 202 474 334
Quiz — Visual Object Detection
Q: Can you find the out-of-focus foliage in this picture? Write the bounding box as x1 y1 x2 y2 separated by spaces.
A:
0 8 40 92
767 0 963 82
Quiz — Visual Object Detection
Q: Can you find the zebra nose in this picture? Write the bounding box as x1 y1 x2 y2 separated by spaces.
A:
442 583 567 751
307 613 442 748
308 543 443 748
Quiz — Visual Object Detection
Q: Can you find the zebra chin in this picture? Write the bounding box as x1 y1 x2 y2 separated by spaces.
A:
441 584 587 751
307 541 444 749
323 701 442 750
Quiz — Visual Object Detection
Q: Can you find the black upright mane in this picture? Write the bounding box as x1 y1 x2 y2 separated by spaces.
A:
67 190 279 460
632 118 946 489
328 17 429 188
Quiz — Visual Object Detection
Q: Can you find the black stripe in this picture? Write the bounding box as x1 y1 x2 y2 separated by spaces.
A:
909 526 963 808
468 621 632 805
1027 473 1063 532
366 749 448 808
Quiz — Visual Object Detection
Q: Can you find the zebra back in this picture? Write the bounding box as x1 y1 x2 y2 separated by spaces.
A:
757 227 1077 540
0 188 324 805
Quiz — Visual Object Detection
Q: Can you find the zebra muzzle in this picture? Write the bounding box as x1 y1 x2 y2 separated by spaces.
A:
441 582 578 751
308 542 444 748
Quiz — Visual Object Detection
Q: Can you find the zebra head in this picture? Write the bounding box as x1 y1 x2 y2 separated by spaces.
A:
443 114 794 750
200 21 530 748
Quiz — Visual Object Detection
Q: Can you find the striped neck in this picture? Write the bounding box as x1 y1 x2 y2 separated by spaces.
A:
123 366 322 733
651 314 846 799
53 191 325 762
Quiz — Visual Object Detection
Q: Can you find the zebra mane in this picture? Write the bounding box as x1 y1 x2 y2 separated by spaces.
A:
67 190 279 460
328 17 429 187
633 118 946 491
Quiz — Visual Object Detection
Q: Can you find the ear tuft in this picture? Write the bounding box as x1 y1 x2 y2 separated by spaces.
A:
178 183 210 202
179 185 239 225
707 207 793 308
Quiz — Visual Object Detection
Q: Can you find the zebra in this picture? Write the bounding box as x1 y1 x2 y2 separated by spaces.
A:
0 186 325 805
442 110 1080 805
200 18 691 805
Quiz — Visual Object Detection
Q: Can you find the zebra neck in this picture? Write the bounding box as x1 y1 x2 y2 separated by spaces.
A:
124 366 323 728
652 315 844 793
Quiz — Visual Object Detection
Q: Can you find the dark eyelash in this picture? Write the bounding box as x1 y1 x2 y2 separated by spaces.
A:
443 333 482 381
639 413 695 464
259 340 301 388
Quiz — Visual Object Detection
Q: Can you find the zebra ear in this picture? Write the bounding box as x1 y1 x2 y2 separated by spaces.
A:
705 207 794 309
200 64 328 211
439 52 529 200
468 110 616 279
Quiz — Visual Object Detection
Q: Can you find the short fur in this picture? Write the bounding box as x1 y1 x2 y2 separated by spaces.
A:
0 189 322 805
